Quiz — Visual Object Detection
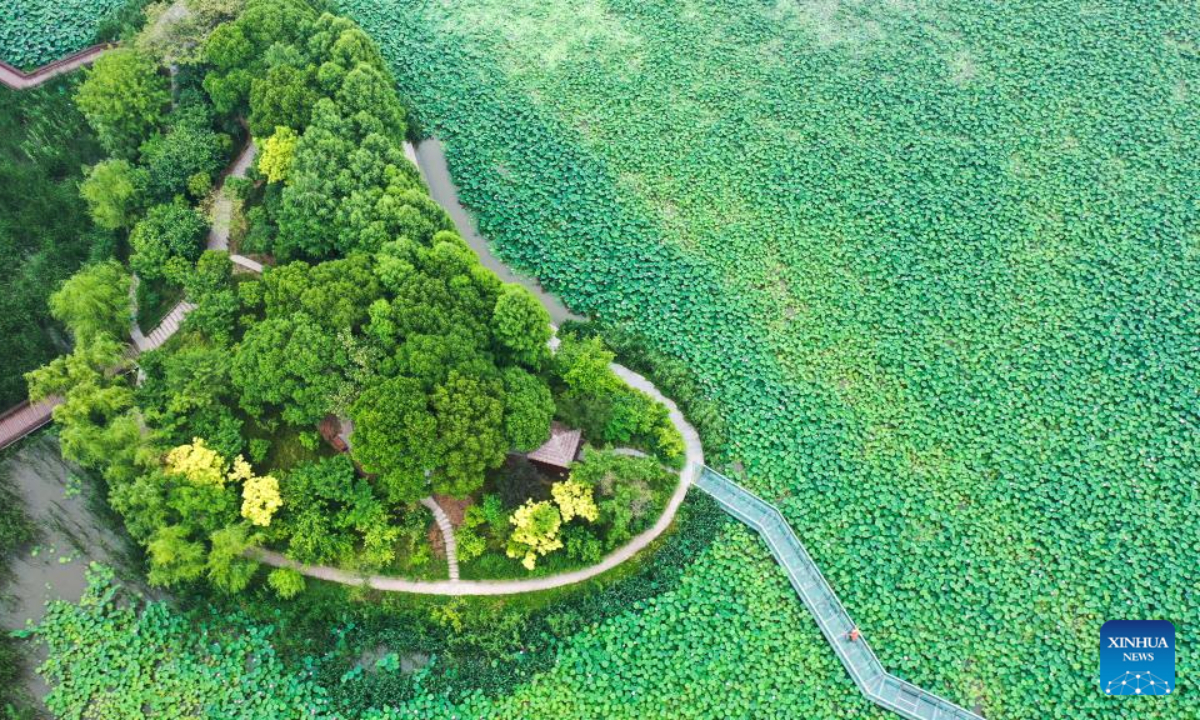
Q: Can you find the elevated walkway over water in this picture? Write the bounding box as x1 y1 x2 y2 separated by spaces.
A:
694 466 985 720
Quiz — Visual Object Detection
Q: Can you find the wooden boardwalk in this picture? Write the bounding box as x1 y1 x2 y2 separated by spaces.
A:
0 399 62 452
0 44 114 90
694 467 986 720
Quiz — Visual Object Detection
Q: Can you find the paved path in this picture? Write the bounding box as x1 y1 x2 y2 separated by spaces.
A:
131 299 196 353
207 140 257 253
695 468 986 720
207 139 265 273
0 44 114 91
420 497 459 580
253 355 703 595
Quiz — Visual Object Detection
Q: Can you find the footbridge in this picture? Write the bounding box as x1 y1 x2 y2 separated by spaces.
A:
694 466 985 720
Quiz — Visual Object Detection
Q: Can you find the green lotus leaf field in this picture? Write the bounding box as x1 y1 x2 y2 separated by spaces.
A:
333 1 1197 717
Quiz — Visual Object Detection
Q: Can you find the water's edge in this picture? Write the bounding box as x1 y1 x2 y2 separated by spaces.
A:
413 138 581 325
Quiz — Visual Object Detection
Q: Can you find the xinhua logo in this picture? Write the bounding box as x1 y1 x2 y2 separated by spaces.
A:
1100 620 1175 696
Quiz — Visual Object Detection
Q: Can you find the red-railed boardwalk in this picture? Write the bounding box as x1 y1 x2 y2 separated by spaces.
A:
0 45 116 449
0 398 62 452
0 44 115 91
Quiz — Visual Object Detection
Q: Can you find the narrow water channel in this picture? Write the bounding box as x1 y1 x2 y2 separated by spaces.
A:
412 138 581 325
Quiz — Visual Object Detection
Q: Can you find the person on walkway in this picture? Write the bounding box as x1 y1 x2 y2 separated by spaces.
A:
848 628 861 642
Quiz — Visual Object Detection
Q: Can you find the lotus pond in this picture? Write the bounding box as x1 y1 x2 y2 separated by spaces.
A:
332 0 1199 717
0 0 129 69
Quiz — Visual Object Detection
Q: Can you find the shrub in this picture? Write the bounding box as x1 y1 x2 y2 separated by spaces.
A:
267 567 305 599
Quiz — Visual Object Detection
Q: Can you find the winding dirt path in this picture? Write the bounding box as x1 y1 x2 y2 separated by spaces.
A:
253 358 703 595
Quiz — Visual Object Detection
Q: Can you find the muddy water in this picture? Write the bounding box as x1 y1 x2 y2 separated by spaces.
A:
1 434 135 702
412 138 581 325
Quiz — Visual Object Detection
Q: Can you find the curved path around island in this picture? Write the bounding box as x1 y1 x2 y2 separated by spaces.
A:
254 358 702 595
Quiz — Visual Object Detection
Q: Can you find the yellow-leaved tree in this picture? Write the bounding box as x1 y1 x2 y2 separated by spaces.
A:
258 126 298 184
506 500 563 570
163 440 281 526
551 479 598 523
164 438 227 487
241 474 282 527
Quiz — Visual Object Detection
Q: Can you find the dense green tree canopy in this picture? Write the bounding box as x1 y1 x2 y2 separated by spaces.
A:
129 201 209 283
231 312 348 425
46 260 131 347
349 375 438 503
430 370 508 497
248 64 318 137
75 48 170 158
80 159 147 231
139 99 232 202
501 367 554 452
279 455 393 565
257 254 382 331
492 284 552 369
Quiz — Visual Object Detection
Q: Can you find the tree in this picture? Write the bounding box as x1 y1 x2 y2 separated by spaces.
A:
25 339 137 471
137 335 242 456
392 330 488 390
506 500 563 570
554 334 620 396
202 0 317 115
455 504 492 563
140 100 232 201
80 159 147 230
258 126 298 183
431 371 507 497
277 99 451 259
136 0 245 66
492 284 551 368
350 375 437 503
261 255 381 331
164 437 228 487
333 62 406 143
278 456 391 566
249 64 318 137
231 313 347 425
552 479 599 523
75 48 169 158
129 201 209 282
207 523 260 593
500 367 554 451
146 525 206 586
47 261 131 345
183 252 239 342
240 473 282 527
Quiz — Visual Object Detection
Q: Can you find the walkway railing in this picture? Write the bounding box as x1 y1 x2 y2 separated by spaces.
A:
694 466 985 720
